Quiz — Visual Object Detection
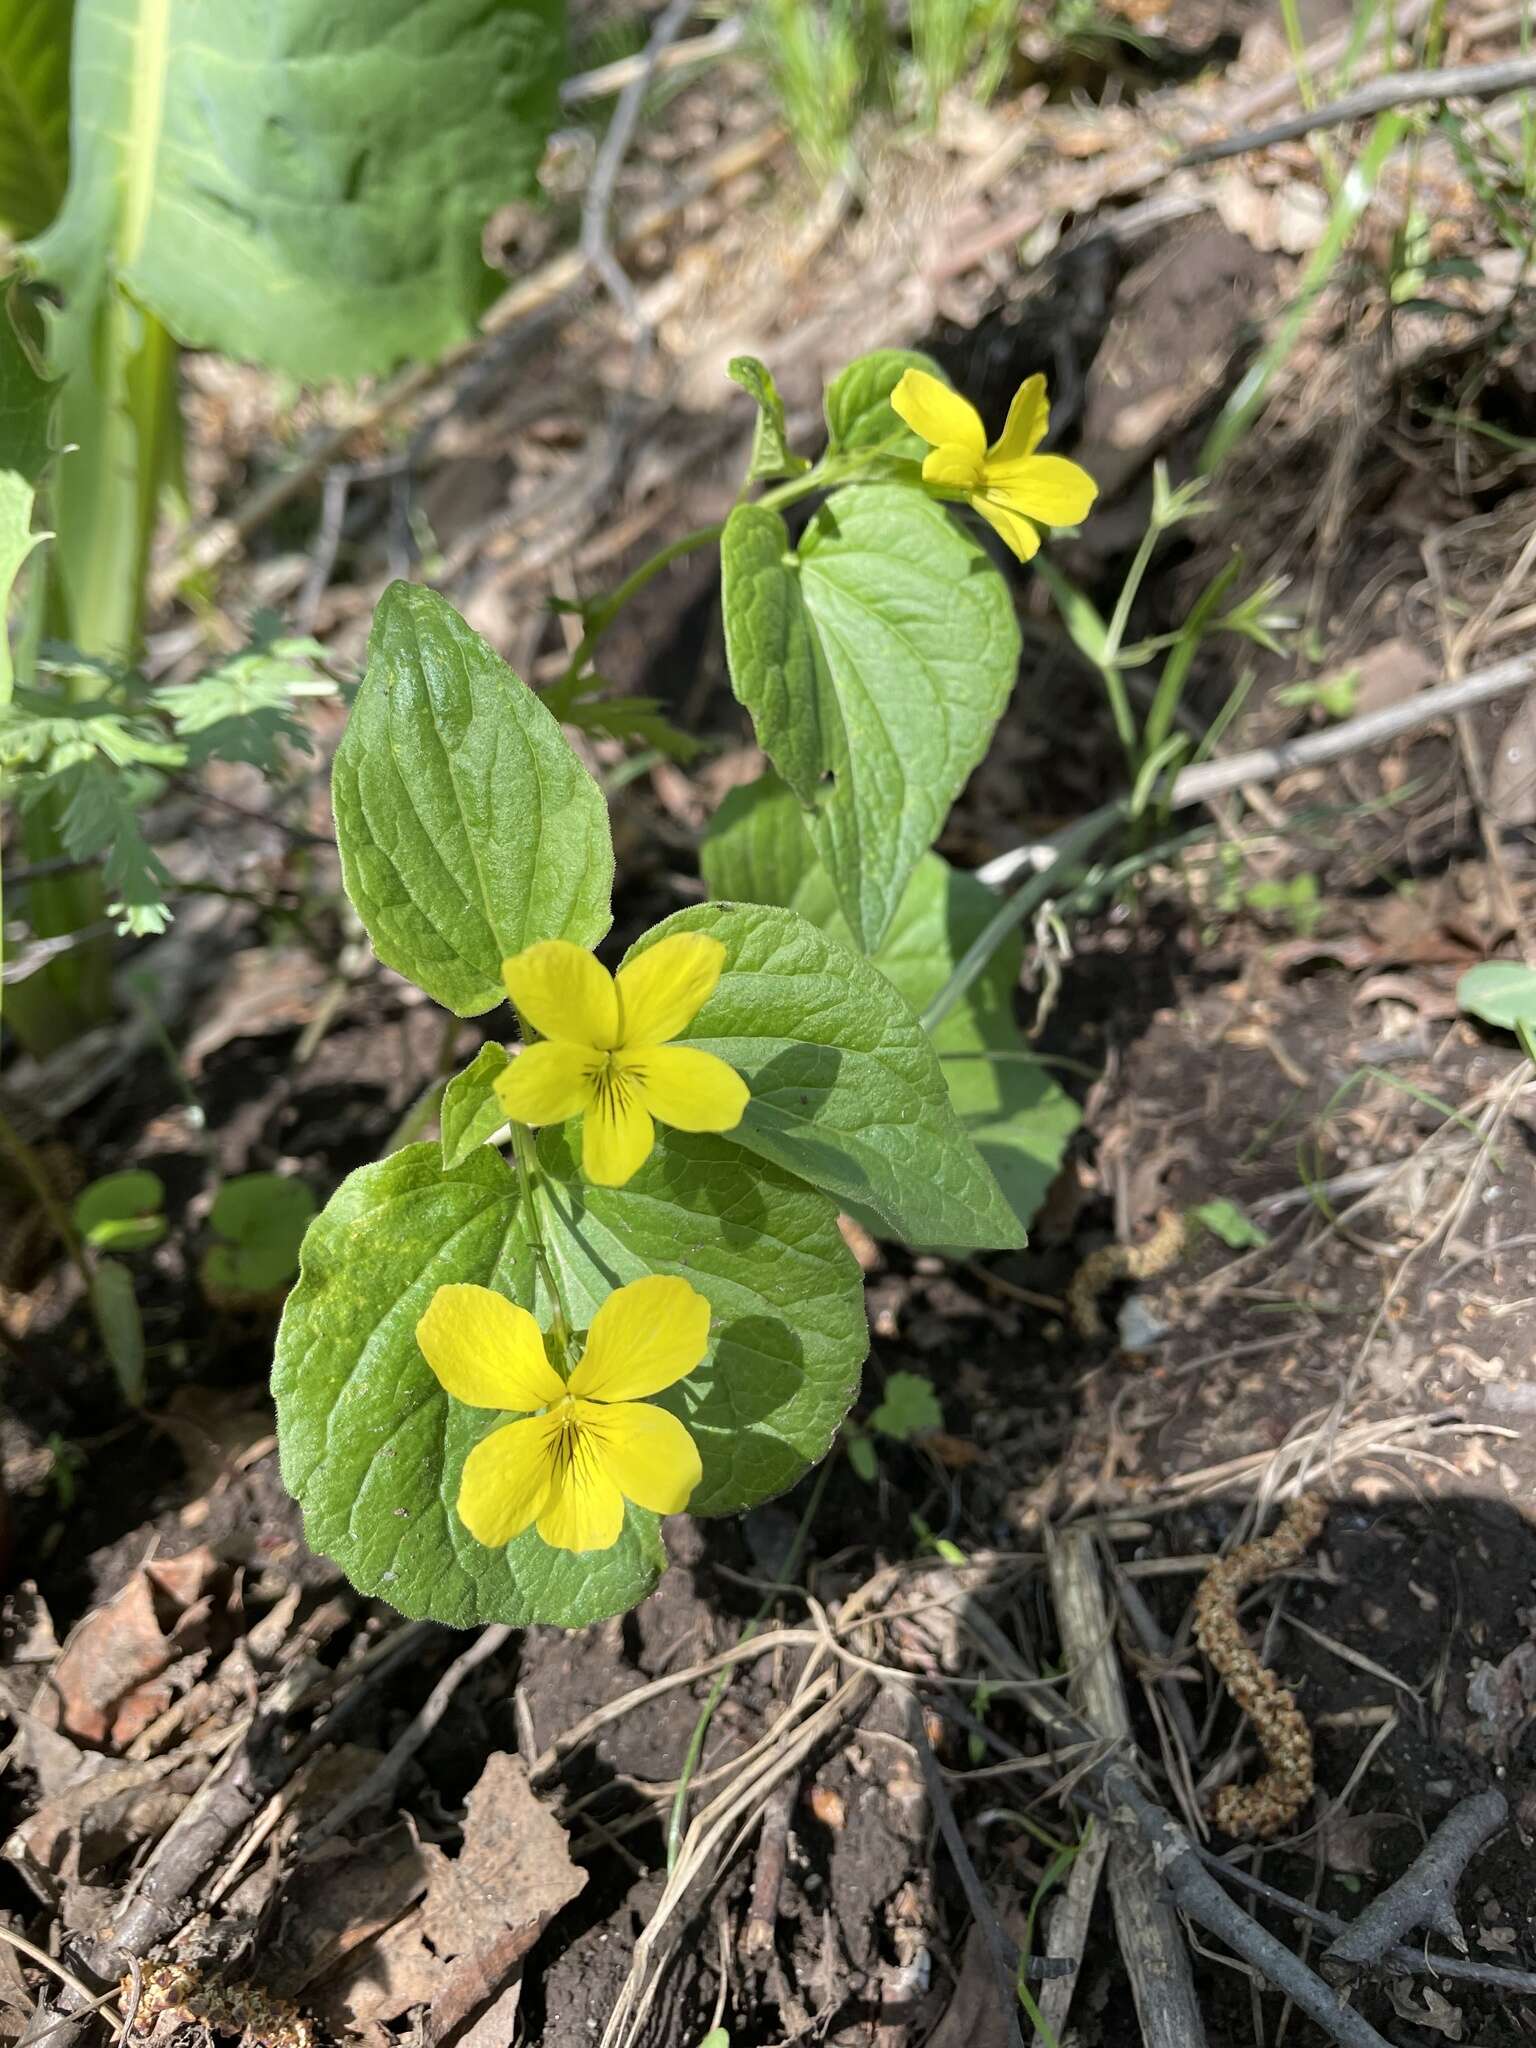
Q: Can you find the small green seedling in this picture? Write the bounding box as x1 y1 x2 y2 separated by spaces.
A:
1188 1198 1270 1251
846 1371 945 1483
72 1170 167 1252
1275 668 1361 720
201 1174 317 1307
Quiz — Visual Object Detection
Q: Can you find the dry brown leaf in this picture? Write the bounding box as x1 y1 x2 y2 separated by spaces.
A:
1388 1981 1463 2039
45 1550 221 1749
1315 1809 1411 1877
1466 1641 1536 1763
423 1754 586 2043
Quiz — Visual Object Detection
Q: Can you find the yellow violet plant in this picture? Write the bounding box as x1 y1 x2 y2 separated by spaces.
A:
889 368 1098 563
417 1276 709 1554
496 934 748 1187
274 347 1107 1629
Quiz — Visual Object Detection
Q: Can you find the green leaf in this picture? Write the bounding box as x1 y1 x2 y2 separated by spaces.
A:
846 1430 877 1482
332 584 614 1016
90 1257 144 1403
0 0 72 240
202 1172 316 1297
824 347 944 456
0 278 55 703
869 1370 942 1441
727 354 809 483
720 486 1019 952
1458 960 1536 1033
273 1136 866 1626
73 1169 165 1251
440 1042 510 1170
27 0 565 383
562 689 701 764
1188 1197 1269 1250
626 900 1025 1250
702 778 1079 1234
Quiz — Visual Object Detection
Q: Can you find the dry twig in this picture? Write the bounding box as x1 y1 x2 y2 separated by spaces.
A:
1177 53 1536 165
1049 1527 1207 2048
1323 1790 1509 1979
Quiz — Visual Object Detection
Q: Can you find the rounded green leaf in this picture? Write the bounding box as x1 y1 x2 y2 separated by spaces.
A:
824 347 945 455
626 900 1025 1250
1458 960 1536 1033
332 585 614 1015
73 1169 166 1252
533 1126 868 1515
721 486 1019 953
703 779 1079 1235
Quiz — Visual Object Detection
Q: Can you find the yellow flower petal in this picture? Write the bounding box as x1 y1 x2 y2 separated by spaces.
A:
571 1274 711 1401
986 373 1049 464
922 444 984 491
418 1284 566 1411
615 932 726 1048
971 494 1042 563
502 941 619 1050
618 1044 748 1133
582 1076 654 1187
495 1040 596 1127
536 1456 626 1552
890 369 986 460
457 1413 560 1545
580 1399 702 1516
984 453 1098 528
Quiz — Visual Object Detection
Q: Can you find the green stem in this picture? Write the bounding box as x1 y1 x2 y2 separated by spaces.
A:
665 1457 832 1872
511 1122 571 1359
0 1103 92 1300
551 452 881 696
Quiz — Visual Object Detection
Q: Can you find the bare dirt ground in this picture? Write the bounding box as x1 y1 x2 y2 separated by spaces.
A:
6 2 1536 2043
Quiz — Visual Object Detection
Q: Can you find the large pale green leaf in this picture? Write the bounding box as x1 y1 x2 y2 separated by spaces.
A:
0 0 72 240
273 1134 865 1627
702 775 1079 1233
625 900 1024 1250
28 0 564 383
332 584 613 1017
0 279 54 702
721 485 1019 953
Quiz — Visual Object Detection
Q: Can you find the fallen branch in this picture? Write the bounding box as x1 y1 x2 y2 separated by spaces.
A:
1323 1789 1509 1978
1196 1843 1536 1995
1178 53 1536 166
308 1624 513 1845
1048 1527 1207 2048
958 1590 1394 2048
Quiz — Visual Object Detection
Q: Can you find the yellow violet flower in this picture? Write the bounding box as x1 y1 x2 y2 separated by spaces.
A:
495 933 748 1188
889 368 1098 563
418 1273 709 1554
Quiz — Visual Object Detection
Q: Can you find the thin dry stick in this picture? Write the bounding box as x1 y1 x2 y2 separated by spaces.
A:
1049 1527 1208 2048
1323 1790 1509 1977
308 1623 513 1844
974 652 1536 897
1033 1820 1111 2040
1177 53 1536 164
580 0 696 337
907 1697 1026 2048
